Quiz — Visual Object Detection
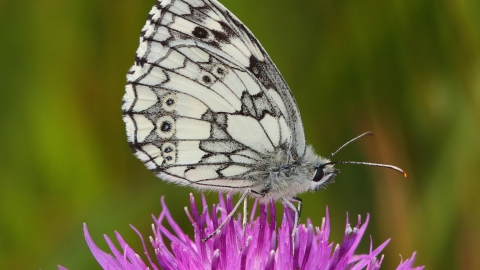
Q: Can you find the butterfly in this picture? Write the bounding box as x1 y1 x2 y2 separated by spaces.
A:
122 0 405 242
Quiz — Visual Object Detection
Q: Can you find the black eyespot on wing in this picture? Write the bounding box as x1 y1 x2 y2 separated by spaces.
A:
212 64 228 79
164 147 172 153
202 75 212 84
312 168 324 182
192 27 209 39
160 121 172 132
166 98 174 106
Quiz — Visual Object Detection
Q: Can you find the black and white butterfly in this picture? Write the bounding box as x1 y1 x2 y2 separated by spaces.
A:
123 0 405 240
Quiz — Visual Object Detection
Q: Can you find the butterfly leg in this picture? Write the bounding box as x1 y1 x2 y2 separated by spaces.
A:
292 196 303 220
242 196 248 235
202 189 250 242
243 197 248 227
283 197 302 254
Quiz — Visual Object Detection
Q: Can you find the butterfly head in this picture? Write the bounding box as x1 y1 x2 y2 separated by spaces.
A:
309 161 339 191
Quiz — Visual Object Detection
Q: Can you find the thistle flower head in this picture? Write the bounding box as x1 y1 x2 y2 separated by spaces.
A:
79 193 423 270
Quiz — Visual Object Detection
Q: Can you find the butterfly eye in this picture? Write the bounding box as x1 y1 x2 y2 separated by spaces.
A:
312 168 324 182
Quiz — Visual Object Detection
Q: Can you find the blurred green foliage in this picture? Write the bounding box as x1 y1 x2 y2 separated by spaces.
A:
0 0 479 269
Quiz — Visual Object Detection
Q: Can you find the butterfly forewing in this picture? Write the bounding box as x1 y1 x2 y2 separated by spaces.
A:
123 0 306 189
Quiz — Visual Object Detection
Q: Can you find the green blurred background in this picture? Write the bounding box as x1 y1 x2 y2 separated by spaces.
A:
1 0 479 268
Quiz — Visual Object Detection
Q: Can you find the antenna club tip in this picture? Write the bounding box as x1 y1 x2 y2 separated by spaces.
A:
403 172 407 178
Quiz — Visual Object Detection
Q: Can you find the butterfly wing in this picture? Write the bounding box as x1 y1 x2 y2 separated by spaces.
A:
123 0 306 190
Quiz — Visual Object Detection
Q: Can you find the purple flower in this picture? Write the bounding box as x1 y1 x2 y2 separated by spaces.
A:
79 193 423 270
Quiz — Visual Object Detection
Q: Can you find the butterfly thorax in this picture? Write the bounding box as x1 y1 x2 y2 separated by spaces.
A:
245 146 336 203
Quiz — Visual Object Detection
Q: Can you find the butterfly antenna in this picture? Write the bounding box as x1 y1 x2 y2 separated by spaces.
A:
327 131 407 177
325 160 407 177
329 131 374 159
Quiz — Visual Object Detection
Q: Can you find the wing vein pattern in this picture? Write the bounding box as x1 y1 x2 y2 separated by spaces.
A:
123 0 306 190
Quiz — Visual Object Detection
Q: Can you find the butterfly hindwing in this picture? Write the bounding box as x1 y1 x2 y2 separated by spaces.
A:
123 0 305 189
